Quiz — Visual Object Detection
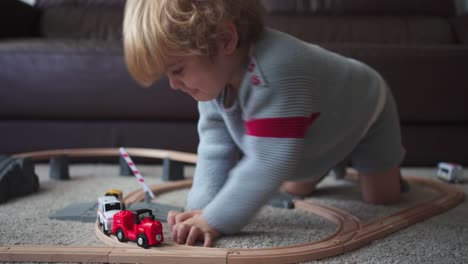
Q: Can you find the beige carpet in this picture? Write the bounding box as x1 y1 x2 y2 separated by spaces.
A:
0 164 466 263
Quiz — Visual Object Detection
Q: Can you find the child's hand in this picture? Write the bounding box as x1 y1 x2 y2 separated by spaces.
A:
167 210 222 247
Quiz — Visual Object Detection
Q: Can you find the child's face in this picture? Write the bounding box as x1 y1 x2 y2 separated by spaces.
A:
166 54 231 102
165 21 242 102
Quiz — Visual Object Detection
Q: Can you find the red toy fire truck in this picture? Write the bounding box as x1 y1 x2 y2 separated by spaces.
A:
112 209 164 248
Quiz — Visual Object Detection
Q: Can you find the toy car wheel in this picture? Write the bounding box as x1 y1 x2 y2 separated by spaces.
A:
137 233 149 248
100 223 109 236
116 228 126 242
156 234 162 242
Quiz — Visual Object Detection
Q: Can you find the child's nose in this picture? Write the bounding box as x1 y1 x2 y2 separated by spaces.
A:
168 77 182 91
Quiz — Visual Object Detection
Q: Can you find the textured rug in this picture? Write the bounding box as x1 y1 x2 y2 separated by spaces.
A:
0 164 466 263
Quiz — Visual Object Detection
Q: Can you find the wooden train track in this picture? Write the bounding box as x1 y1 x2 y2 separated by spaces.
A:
1 148 464 264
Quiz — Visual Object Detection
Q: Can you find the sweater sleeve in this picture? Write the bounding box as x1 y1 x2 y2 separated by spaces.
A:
201 68 321 234
186 101 241 210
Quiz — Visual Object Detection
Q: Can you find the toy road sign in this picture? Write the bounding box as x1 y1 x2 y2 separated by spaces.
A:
120 147 155 198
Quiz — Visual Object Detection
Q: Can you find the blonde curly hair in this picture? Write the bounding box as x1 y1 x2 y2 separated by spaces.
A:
123 0 265 87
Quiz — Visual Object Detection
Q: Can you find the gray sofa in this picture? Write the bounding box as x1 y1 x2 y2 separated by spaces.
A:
1 0 468 166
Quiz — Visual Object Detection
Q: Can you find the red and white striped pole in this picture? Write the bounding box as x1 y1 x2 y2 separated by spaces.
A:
119 147 155 199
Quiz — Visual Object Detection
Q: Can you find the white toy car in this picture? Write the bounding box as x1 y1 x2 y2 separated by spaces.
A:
437 162 463 183
97 196 122 235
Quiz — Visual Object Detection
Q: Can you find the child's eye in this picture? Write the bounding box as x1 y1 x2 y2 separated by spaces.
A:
172 67 184 75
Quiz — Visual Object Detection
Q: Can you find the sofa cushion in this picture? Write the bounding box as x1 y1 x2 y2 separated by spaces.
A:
0 40 198 121
266 16 456 44
262 0 456 16
40 7 123 40
35 0 126 8
451 14 468 44
322 44 468 122
402 124 468 166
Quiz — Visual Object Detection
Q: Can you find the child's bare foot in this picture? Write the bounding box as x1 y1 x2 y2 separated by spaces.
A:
281 180 317 197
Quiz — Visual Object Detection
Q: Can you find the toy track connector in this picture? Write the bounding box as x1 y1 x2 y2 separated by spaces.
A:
49 156 70 180
163 158 185 181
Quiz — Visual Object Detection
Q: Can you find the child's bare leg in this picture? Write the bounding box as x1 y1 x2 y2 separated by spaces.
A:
281 180 318 197
359 166 401 204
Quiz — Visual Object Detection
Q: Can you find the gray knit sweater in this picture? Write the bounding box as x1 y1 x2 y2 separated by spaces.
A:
187 28 383 234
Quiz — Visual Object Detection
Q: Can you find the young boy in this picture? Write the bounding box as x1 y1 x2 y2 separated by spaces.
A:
123 0 405 247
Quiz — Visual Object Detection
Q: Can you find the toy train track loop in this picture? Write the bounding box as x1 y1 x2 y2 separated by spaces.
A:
1 148 464 264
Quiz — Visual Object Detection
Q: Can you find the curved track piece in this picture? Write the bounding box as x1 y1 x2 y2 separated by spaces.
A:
1 148 464 264
12 148 198 164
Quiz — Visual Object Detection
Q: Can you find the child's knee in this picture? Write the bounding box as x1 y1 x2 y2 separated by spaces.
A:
359 166 402 205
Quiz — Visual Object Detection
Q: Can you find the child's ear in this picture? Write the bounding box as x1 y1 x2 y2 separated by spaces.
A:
217 21 239 55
